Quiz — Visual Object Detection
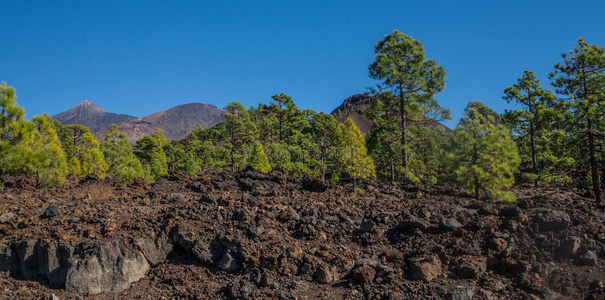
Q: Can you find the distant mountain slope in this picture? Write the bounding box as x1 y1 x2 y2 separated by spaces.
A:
331 94 374 134
52 100 137 132
53 101 226 144
331 94 452 135
142 103 226 141
95 119 159 145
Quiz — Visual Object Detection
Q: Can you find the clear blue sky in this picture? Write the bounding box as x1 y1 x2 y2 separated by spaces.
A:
2 1 604 128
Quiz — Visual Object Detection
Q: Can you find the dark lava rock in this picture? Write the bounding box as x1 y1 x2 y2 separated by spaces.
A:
360 220 376 232
165 193 185 203
313 265 335 284
487 237 508 252
350 266 376 285
439 217 463 232
500 206 526 222
200 194 217 204
259 274 274 288
247 225 265 238
217 250 241 273
409 255 442 282
44 206 59 218
15 239 39 278
224 279 253 300
399 214 430 231
0 245 18 274
559 236 581 258
575 251 598 266
456 257 486 279
447 286 475 300
66 237 152 293
480 277 507 292
531 287 559 300
534 209 570 232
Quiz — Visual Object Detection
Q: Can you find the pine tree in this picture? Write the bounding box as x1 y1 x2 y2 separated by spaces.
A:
27 114 69 185
51 122 108 178
265 142 293 174
451 103 520 201
503 70 570 187
310 112 341 181
366 92 400 182
179 126 215 167
0 82 26 180
79 132 108 178
339 119 375 194
68 156 82 176
368 31 449 181
0 82 25 143
101 124 145 182
249 141 271 173
223 102 258 173
134 129 169 181
550 37 605 207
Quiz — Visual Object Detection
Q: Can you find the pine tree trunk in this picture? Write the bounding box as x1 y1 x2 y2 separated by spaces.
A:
399 83 408 181
530 121 538 188
529 101 538 188
588 121 602 206
390 156 395 182
474 174 480 200
231 124 236 173
278 103 283 142
321 150 326 181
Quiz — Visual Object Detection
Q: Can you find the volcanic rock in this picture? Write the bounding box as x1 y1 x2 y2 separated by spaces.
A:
409 255 442 282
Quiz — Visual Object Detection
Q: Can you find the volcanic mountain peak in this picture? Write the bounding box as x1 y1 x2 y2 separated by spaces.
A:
68 100 108 116
52 101 137 132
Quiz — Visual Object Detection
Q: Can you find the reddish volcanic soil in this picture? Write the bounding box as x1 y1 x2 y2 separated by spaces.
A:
0 169 604 299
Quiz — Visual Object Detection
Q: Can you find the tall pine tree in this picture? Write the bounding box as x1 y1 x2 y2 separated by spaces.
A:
223 102 258 172
368 31 449 182
550 37 605 207
503 70 571 187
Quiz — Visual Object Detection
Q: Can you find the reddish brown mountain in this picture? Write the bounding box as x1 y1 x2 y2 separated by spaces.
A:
53 101 226 144
52 100 137 132
331 94 452 135
141 103 226 141
95 119 159 145
331 94 374 134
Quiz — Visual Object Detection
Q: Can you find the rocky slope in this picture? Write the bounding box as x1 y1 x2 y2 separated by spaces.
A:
54 101 225 143
94 119 159 145
332 94 453 136
331 94 374 134
52 101 137 133
141 103 226 141
0 171 604 299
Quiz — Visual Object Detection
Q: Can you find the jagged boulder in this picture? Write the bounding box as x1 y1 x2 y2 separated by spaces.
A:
133 233 173 267
15 239 39 278
409 255 442 282
37 242 74 286
65 237 151 293
0 245 18 274
533 209 570 232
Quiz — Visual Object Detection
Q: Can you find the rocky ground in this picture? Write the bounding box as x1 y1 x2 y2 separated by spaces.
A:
0 169 604 300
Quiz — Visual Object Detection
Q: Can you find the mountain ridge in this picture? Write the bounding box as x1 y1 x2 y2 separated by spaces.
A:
52 101 137 132
52 101 226 144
